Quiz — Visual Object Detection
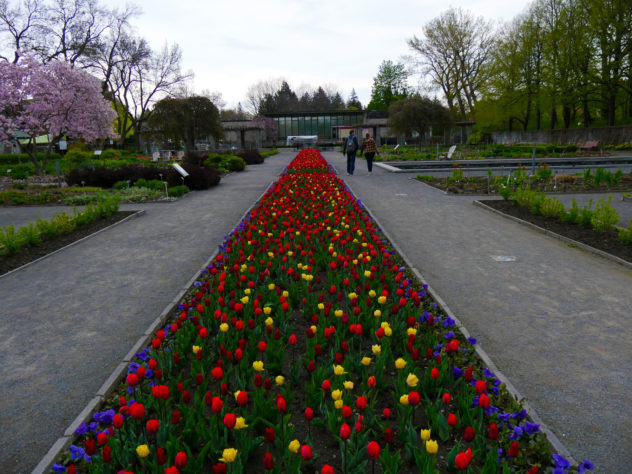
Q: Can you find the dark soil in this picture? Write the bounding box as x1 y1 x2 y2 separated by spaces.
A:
422 175 632 195
0 211 137 276
481 200 632 264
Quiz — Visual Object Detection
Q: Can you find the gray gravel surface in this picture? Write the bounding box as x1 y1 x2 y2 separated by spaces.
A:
325 151 631 474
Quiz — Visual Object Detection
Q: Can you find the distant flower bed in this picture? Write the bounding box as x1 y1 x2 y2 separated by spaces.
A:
53 150 592 474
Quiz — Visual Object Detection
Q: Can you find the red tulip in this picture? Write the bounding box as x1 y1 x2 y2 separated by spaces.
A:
340 423 351 440
321 465 335 474
265 427 275 443
96 432 108 446
508 441 519 457
464 426 475 442
489 422 499 440
288 334 297 345
384 427 394 443
112 414 123 429
84 438 96 455
475 380 487 394
236 391 248 406
455 448 473 470
125 373 138 387
223 413 236 429
212 367 223 380
130 402 145 420
175 451 188 468
408 391 420 406
442 392 452 404
382 408 391 419
447 413 458 427
479 393 490 409
102 445 112 463
367 441 380 460
211 396 223 413
356 396 367 411
157 447 167 465
305 407 314 421
172 410 181 425
276 396 287 412
258 341 267 352
146 419 160 434
301 445 313 460
263 452 274 470
431 367 439 380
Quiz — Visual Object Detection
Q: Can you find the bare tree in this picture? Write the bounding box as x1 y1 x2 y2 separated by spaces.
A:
0 0 46 62
408 7 495 120
105 37 192 148
244 77 285 115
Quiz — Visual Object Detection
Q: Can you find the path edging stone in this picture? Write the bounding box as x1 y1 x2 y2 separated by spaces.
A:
31 179 278 474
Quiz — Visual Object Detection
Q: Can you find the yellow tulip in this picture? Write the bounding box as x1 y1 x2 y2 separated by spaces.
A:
263 306 272 315
399 394 409 406
234 417 248 430
240 296 249 304
372 344 381 355
219 323 229 333
420 429 431 441
333 364 346 376
407 328 417 336
192 345 201 354
331 389 343 400
334 399 343 409
369 290 376 298
384 327 393 337
343 380 354 390
252 361 264 372
334 309 343 318
288 440 301 453
395 358 407 370
275 375 285 386
265 317 274 326
364 270 372 278
406 373 419 387
373 310 381 318
378 296 387 304
220 448 238 463
268 283 275 290
136 444 150 458
426 440 438 454
318 303 324 310
361 357 372 366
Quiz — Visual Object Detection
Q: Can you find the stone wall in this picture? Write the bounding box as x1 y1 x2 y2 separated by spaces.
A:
490 126 632 145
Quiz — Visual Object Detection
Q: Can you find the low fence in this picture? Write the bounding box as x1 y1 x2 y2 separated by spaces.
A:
491 126 632 145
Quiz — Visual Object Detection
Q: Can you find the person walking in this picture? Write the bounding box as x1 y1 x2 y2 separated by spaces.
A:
342 130 359 175
360 133 378 173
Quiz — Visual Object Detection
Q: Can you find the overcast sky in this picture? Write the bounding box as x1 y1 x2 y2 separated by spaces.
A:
113 0 532 110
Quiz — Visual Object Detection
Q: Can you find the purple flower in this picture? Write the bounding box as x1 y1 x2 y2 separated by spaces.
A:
525 422 539 434
69 445 85 461
74 422 88 435
508 425 524 440
553 454 570 469
88 421 98 432
467 337 477 345
453 366 463 379
443 331 455 339
483 368 495 379
52 464 66 473
577 460 594 473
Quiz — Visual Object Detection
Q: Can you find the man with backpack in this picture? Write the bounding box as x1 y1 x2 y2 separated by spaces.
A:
342 130 359 175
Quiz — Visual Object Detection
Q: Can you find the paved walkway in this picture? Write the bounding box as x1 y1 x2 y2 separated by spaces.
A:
1 150 630 473
323 151 631 474
0 151 296 473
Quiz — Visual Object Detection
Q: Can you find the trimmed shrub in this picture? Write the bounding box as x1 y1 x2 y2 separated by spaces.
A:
65 149 93 164
147 179 164 191
168 185 189 197
178 163 221 190
226 156 246 171
100 148 121 160
113 180 129 190
541 197 565 218
236 150 264 165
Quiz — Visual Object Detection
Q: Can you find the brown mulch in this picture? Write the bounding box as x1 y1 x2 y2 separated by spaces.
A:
480 200 632 264
0 211 137 276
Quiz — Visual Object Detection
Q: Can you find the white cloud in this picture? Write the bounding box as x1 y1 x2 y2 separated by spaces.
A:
111 0 532 108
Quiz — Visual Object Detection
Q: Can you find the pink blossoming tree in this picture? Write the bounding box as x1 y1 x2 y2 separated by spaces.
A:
0 58 115 174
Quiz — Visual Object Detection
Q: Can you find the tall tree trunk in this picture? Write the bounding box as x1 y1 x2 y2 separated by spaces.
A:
550 107 557 129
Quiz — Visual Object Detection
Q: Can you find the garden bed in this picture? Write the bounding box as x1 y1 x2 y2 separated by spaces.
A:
479 200 632 264
419 175 632 195
0 211 136 276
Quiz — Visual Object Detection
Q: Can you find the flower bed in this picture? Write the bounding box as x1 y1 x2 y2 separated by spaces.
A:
52 150 592 473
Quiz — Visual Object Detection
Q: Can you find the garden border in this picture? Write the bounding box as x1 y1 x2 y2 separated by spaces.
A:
473 200 632 270
342 178 577 465
0 210 146 281
31 181 277 474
